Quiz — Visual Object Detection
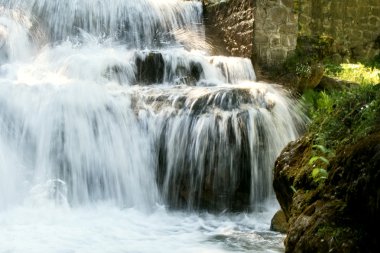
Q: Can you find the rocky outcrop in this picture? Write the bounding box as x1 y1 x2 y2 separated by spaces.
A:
274 132 380 253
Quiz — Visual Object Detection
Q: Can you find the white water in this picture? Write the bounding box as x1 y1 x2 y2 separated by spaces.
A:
0 0 304 252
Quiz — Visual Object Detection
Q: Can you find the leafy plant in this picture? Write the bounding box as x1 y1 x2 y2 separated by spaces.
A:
309 145 332 184
295 63 312 77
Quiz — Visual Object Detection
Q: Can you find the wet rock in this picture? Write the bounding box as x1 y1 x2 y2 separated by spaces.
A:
134 51 204 86
172 61 204 86
104 65 133 85
155 102 254 212
145 85 293 212
135 52 165 84
270 209 289 233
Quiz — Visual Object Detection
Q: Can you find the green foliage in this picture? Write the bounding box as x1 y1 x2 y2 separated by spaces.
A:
311 168 328 182
364 53 380 69
290 185 297 193
308 156 329 166
297 34 334 61
323 63 343 75
284 53 312 78
317 225 349 240
308 145 332 184
311 145 330 155
283 34 334 78
325 63 380 86
302 70 380 183
306 84 380 150
295 63 312 77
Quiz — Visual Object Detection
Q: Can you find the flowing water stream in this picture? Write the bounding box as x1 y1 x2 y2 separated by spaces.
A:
0 0 304 252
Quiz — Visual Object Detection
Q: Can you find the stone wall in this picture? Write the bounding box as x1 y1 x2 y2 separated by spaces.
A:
253 0 298 67
204 0 380 67
204 0 298 66
204 0 254 58
297 0 380 62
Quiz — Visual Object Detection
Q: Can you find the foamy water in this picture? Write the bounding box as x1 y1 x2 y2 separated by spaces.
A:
0 0 303 252
0 201 284 253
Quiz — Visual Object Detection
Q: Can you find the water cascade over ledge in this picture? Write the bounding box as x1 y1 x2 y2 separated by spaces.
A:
0 1 305 252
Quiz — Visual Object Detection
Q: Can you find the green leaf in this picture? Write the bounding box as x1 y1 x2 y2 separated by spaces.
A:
312 145 329 154
309 156 330 165
318 169 328 178
312 168 320 178
318 156 330 165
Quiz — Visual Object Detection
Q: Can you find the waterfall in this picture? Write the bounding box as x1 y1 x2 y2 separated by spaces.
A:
0 0 303 252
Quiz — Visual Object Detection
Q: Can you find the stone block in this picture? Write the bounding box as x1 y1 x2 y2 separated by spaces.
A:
269 6 289 24
288 12 298 23
358 6 371 17
257 45 269 57
281 0 293 8
270 49 287 62
346 7 357 18
263 22 277 31
345 0 359 7
371 7 380 17
270 36 281 47
287 35 297 48
279 24 297 34
281 36 290 47
369 16 380 26
255 8 267 20
254 31 269 43
255 19 265 27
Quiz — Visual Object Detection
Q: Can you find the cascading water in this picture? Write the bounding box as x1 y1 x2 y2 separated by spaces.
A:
0 0 305 252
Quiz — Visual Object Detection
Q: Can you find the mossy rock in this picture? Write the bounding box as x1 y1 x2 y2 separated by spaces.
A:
270 209 289 233
274 131 380 253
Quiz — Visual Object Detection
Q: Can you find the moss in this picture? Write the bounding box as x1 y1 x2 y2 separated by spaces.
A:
316 224 361 247
317 225 344 238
